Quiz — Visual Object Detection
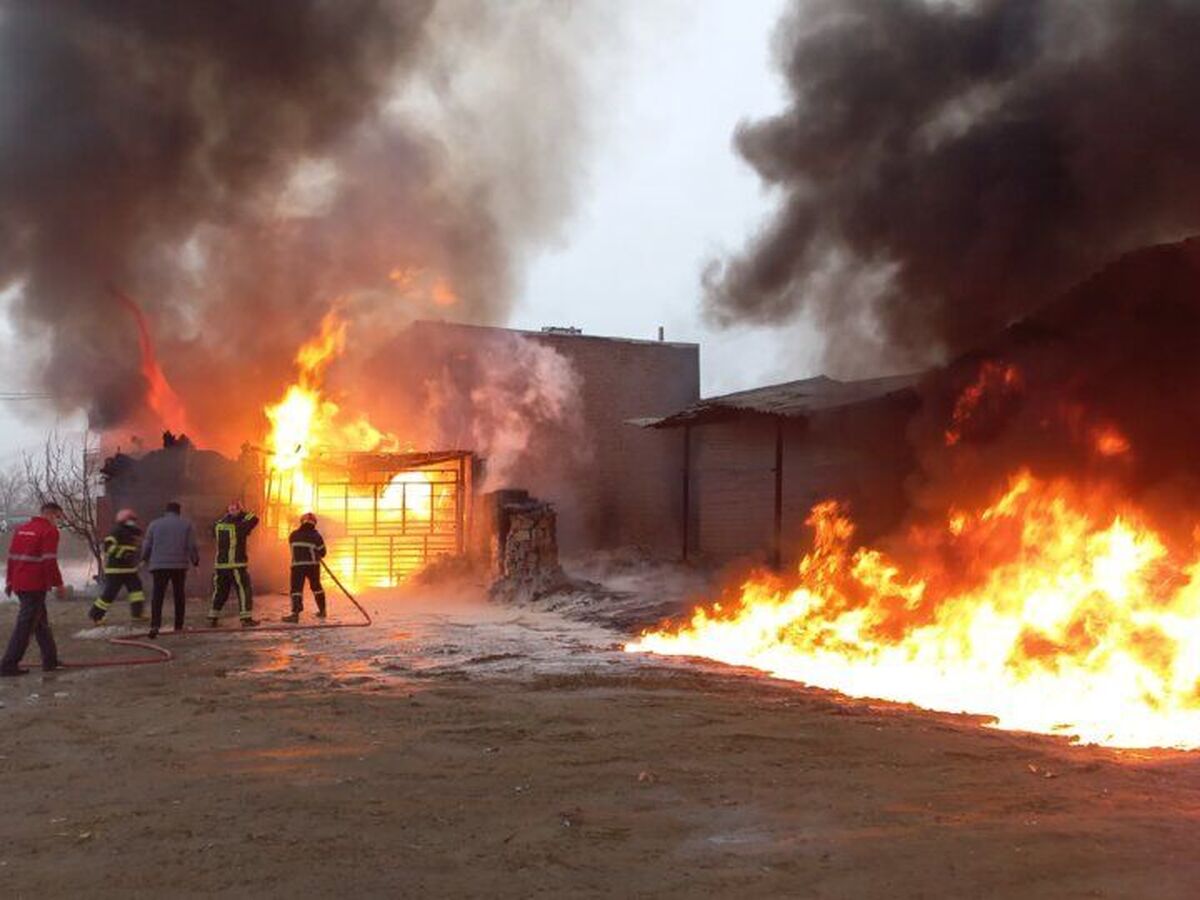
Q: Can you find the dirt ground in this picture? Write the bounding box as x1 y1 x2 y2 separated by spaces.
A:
2 587 1200 899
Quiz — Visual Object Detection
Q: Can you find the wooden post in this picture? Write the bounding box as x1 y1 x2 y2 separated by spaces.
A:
456 454 466 556
681 425 691 561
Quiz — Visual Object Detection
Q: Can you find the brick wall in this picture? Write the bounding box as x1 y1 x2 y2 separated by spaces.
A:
406 322 700 558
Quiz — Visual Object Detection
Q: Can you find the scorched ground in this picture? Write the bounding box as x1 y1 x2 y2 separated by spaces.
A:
1 586 1199 898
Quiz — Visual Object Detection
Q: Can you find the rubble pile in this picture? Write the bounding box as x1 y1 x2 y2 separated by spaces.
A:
488 490 570 602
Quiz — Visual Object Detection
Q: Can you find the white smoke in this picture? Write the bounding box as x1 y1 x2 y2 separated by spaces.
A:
466 335 586 491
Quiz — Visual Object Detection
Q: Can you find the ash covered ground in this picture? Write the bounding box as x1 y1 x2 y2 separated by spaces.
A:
1 570 1199 898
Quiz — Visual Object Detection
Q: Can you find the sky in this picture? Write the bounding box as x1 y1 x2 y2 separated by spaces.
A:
0 0 808 461
513 0 819 396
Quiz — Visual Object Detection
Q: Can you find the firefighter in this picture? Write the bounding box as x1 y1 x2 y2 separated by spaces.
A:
2 502 64 676
283 512 326 623
207 500 260 627
89 508 146 624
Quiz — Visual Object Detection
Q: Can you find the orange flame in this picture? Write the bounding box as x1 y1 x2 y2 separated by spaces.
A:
1093 426 1131 458
262 310 451 588
944 361 1022 446
628 468 1200 749
388 267 458 307
111 287 191 435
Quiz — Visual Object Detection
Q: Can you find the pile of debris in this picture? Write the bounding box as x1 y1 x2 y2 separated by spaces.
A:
487 490 571 602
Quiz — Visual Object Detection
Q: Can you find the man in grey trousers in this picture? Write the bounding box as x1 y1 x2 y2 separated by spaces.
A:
140 501 200 638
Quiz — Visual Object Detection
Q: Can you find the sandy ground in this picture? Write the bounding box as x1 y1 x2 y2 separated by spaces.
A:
2 583 1200 899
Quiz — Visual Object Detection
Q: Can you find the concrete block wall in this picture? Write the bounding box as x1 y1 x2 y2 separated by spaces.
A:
526 330 699 557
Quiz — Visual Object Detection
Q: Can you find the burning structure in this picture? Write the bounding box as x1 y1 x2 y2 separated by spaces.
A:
21 0 1200 763
102 317 697 591
616 1 1200 754
262 449 475 589
632 237 1200 751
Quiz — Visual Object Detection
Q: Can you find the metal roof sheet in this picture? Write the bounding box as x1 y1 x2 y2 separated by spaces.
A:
635 373 921 428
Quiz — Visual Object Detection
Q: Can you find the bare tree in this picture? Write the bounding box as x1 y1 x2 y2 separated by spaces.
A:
24 429 103 576
0 462 33 524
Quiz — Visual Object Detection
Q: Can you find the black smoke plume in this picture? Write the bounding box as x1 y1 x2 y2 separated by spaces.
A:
706 0 1200 373
0 1 614 442
904 236 1200 541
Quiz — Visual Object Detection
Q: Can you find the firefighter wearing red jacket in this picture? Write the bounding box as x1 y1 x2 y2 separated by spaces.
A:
2 502 65 676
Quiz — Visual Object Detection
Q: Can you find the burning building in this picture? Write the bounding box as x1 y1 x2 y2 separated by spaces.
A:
616 0 1200 752
102 317 697 591
631 237 1200 751
100 438 257 592
262 449 476 589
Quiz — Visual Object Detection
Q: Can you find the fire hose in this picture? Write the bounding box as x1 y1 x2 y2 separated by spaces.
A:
60 559 371 670
62 634 174 669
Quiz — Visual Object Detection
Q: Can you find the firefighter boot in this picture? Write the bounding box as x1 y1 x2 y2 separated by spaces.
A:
207 616 219 628
283 593 301 624
241 617 260 627
88 605 106 625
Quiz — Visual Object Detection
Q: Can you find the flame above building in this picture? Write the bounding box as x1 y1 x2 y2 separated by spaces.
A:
261 311 459 589
113 288 192 438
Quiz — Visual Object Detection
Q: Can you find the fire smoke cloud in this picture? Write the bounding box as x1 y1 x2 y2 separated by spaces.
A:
0 1 618 442
361 323 588 493
906 237 1200 538
706 0 1200 373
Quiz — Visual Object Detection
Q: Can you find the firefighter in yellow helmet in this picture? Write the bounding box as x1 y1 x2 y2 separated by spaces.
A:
89 508 146 624
207 500 259 627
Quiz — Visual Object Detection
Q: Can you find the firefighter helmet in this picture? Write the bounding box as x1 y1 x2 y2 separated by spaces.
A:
116 508 138 524
300 512 317 526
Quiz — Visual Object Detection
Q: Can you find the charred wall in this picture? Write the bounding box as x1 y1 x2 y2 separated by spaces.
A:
100 443 259 594
781 397 918 561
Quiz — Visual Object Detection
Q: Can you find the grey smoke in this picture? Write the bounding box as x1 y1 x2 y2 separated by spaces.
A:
706 0 1200 373
0 0 617 439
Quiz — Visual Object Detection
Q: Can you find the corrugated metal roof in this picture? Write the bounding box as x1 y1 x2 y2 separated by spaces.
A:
635 373 921 428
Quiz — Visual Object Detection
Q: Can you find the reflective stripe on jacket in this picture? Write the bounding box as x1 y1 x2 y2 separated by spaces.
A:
214 511 258 569
5 516 64 591
103 521 142 574
288 524 327 567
